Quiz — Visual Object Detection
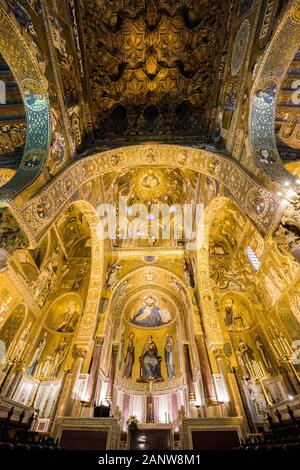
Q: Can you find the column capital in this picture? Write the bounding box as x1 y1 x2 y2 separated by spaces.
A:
96 336 105 346
73 343 89 359
213 347 224 360
195 333 205 343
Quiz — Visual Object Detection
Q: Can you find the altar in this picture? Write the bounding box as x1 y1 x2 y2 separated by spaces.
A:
128 423 174 450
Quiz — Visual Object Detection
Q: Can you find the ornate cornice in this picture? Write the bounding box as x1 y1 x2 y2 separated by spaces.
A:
115 375 185 396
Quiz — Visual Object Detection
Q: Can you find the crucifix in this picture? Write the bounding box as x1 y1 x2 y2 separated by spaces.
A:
146 378 155 423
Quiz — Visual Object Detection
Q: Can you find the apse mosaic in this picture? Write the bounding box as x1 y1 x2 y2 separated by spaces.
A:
118 322 179 384
129 294 173 328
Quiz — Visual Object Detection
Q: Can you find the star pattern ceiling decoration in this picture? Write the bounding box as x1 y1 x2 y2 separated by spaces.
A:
82 0 230 143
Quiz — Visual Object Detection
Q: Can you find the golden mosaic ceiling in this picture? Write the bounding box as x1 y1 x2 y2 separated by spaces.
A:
275 48 300 161
0 52 26 167
82 0 230 143
114 167 191 206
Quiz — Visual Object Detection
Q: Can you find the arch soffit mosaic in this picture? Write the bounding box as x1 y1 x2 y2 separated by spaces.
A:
194 196 259 348
249 1 300 186
196 197 230 348
9 144 285 246
56 200 104 349
16 200 104 354
0 4 51 199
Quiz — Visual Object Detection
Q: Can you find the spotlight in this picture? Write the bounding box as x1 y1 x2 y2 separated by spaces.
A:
287 189 297 198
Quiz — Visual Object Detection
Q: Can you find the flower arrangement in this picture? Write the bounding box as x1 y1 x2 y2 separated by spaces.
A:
127 415 138 434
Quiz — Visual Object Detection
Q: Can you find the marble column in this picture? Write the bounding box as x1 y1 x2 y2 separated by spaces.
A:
183 344 195 400
280 362 299 395
1 361 24 398
214 348 236 416
86 338 104 404
195 334 217 403
106 345 118 405
0 361 15 395
49 370 68 432
63 345 87 416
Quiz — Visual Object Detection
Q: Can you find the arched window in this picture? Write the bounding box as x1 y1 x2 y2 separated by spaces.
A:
246 247 261 271
0 80 5 104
